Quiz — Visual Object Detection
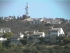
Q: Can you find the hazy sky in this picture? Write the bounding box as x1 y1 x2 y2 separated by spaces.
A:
0 0 70 19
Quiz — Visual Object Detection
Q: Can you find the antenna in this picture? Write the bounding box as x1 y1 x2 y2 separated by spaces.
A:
25 3 29 16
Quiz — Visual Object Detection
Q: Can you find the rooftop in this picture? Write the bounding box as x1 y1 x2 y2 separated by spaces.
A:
30 32 44 36
23 18 33 21
50 28 61 31
0 28 11 30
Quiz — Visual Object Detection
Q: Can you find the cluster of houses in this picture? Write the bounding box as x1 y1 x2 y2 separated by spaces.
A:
1 26 70 45
27 27 65 43
0 28 24 44
1 16 62 25
2 16 16 21
23 18 62 25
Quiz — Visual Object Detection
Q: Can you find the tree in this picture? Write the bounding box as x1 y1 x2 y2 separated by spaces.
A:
2 40 10 47
56 36 65 44
60 18 66 24
23 15 27 20
0 17 4 23
3 32 13 39
20 36 27 45
23 46 39 53
17 16 20 20
0 43 2 48
38 37 45 44
63 37 70 44
13 16 16 19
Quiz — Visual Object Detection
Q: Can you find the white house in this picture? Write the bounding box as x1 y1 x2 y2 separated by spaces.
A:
33 31 45 37
4 16 15 21
30 18 43 25
50 27 65 37
46 18 53 24
46 18 62 24
0 28 11 33
29 31 45 43
49 27 65 43
52 18 62 24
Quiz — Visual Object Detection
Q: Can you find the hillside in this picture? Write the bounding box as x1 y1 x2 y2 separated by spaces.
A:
0 19 70 35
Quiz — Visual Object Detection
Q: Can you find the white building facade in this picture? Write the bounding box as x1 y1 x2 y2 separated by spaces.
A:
0 28 11 33
50 27 65 36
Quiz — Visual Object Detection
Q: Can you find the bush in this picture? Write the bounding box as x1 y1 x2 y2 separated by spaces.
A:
2 40 10 48
23 46 39 53
20 39 27 45
63 38 70 44
2 32 13 39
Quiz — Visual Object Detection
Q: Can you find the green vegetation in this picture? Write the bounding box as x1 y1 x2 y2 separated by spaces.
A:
0 34 70 53
63 37 70 44
2 32 13 39
0 42 70 53
20 36 27 45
